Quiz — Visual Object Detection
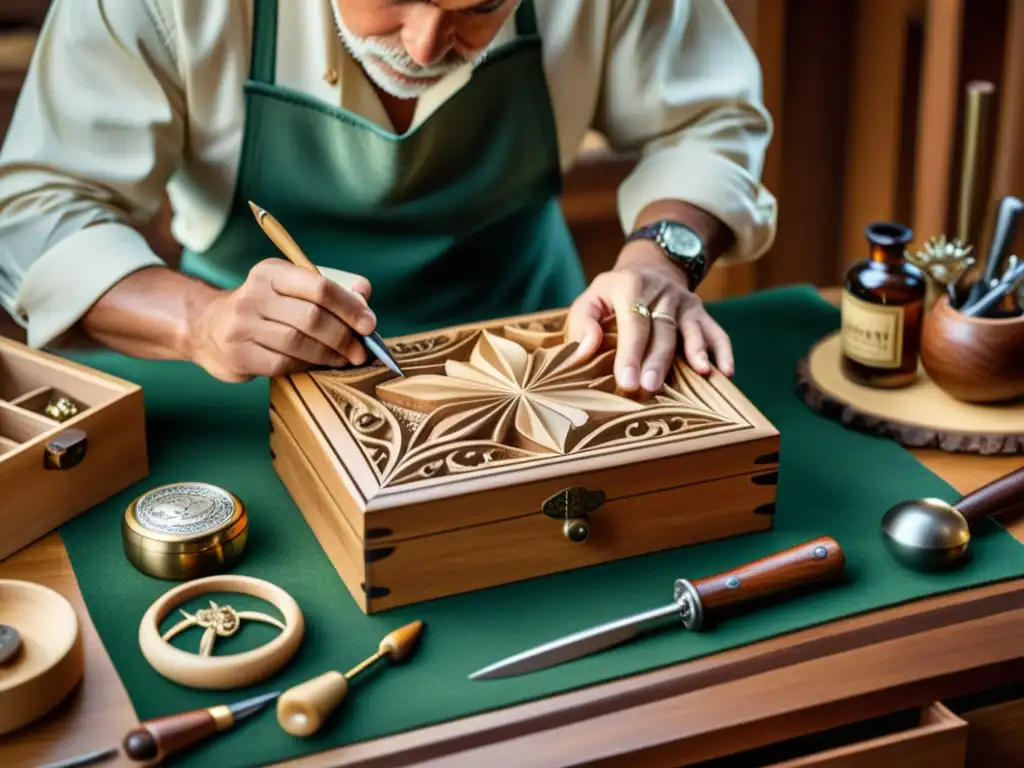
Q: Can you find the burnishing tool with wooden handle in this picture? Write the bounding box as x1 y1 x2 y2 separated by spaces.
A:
469 537 846 680
122 690 279 763
277 620 424 737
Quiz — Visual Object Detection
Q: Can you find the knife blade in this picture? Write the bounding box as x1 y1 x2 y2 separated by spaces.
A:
468 536 846 680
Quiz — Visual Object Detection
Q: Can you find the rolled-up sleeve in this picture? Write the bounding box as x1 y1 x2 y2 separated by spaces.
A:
0 0 183 348
595 0 777 265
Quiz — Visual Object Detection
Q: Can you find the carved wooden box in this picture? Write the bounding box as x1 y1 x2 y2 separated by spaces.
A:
0 337 149 561
269 310 780 614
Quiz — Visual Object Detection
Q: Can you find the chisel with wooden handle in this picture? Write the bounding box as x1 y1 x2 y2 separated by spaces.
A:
468 537 846 680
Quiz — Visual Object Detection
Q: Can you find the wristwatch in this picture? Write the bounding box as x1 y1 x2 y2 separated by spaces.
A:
626 220 708 289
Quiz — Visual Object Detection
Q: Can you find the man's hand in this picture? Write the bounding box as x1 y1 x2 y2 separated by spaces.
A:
188 259 376 382
565 240 733 393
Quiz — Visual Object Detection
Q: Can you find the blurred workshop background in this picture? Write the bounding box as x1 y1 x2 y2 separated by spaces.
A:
1 0 1022 335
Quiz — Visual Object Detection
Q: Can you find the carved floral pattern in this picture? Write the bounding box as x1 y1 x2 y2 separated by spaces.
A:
375 331 645 454
310 320 749 487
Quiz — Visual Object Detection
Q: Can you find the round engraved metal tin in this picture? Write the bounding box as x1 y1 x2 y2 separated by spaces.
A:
122 482 248 580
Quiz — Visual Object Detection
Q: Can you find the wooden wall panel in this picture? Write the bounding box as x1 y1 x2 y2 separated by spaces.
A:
840 0 914 269
912 0 964 248
990 0 1024 255
757 0 854 288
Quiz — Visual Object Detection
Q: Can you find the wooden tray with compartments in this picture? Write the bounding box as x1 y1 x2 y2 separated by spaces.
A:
0 337 148 561
269 309 780 614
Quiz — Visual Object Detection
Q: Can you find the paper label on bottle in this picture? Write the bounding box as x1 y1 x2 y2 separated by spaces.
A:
840 291 904 368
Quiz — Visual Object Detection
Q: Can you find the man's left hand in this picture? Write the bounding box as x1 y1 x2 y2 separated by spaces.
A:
565 240 733 393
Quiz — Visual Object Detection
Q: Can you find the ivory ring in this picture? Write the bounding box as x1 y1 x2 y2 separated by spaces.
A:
651 311 677 325
138 574 304 690
630 300 652 320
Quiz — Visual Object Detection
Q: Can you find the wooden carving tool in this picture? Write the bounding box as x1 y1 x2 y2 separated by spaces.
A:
469 537 846 680
247 201 405 377
122 690 279 763
277 620 424 737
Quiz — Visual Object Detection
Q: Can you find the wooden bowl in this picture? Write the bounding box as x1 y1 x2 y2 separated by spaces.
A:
920 296 1024 403
0 579 84 736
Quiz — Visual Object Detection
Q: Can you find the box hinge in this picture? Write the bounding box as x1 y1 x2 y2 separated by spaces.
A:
542 486 606 543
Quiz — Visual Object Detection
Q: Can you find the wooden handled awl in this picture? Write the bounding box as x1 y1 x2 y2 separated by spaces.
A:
277 620 424 737
468 537 846 680
122 690 280 763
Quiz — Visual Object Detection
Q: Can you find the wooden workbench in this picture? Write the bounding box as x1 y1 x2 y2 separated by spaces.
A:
1 289 1023 768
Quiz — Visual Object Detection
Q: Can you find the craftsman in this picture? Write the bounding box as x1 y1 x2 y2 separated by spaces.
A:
0 0 775 394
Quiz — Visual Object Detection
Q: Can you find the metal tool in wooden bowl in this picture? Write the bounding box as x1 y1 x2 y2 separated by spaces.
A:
963 195 1024 307
920 293 1024 403
0 624 20 664
0 580 84 736
468 537 846 680
881 466 1024 572
959 254 1024 317
276 620 424 737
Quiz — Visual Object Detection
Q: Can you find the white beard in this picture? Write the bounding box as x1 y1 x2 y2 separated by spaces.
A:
330 3 492 99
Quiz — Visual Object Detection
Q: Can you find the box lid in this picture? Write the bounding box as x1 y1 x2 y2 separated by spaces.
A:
280 309 778 541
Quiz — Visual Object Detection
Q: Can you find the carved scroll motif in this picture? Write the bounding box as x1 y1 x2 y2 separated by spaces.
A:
312 322 748 487
316 376 404 478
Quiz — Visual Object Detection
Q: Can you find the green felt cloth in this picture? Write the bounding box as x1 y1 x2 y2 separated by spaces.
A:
58 285 1024 767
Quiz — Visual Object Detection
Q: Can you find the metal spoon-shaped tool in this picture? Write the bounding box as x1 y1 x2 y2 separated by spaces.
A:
881 466 1024 571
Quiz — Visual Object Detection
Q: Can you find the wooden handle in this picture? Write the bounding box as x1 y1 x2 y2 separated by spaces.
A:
694 537 845 613
380 620 424 661
277 670 349 738
248 201 318 272
123 708 219 762
956 466 1024 524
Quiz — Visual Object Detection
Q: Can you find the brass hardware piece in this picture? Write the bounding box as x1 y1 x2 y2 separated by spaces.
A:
542 487 605 543
43 429 88 470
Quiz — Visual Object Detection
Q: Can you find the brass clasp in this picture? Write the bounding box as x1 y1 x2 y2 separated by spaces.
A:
542 487 605 543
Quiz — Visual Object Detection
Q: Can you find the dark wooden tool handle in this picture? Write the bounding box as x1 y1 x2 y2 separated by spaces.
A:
123 708 218 762
694 537 845 612
956 466 1024 524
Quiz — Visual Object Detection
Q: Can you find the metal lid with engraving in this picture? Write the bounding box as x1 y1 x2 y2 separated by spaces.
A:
122 482 249 580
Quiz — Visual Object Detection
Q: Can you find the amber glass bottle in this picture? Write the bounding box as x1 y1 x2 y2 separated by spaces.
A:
840 222 927 388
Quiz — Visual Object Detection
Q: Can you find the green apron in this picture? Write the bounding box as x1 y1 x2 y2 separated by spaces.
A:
179 0 587 338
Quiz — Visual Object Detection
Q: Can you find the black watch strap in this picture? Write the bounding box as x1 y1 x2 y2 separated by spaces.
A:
626 220 708 289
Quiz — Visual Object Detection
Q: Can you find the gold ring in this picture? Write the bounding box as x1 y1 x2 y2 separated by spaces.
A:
630 300 652 320
44 395 79 423
651 311 677 325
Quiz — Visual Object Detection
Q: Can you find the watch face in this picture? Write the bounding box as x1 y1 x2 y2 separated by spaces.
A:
661 224 704 259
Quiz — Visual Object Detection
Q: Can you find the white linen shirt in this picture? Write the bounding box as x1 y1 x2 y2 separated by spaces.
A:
0 0 777 349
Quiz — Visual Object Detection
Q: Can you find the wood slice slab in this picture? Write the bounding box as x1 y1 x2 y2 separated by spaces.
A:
796 331 1024 455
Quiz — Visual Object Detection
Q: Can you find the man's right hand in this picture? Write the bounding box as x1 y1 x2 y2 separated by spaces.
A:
189 259 376 383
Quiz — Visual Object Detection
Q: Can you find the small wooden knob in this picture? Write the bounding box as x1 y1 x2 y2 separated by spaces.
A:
277 670 349 737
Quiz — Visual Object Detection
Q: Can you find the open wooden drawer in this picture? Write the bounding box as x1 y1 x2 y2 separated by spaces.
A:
694 702 968 767
0 337 148 560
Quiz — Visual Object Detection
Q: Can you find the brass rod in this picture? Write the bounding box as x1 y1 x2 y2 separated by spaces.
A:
956 80 995 247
